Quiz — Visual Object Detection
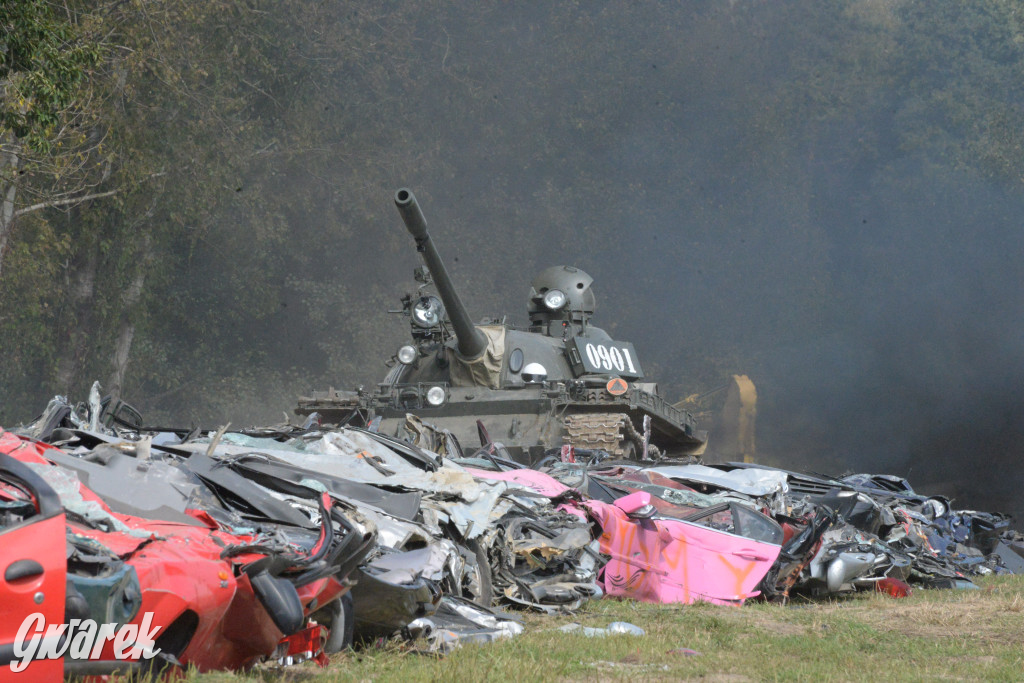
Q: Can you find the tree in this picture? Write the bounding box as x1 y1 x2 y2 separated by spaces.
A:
0 0 112 277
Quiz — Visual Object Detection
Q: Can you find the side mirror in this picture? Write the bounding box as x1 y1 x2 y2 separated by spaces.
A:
613 491 655 519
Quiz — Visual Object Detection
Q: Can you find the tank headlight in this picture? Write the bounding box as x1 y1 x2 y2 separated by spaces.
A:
521 362 548 383
397 345 417 365
412 296 444 328
542 289 566 311
425 386 446 406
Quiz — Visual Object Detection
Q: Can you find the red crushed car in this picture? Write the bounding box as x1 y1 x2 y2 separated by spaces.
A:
0 432 374 678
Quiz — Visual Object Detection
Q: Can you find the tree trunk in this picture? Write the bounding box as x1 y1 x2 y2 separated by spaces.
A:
54 225 99 395
0 132 22 279
106 235 151 401
107 319 137 403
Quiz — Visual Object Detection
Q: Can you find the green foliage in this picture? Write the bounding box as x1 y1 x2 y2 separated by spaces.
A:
0 0 102 151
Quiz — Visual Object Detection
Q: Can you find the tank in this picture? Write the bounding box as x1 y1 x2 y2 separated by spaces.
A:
296 188 706 464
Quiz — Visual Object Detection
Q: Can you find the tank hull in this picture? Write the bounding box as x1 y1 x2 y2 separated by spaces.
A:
296 382 706 464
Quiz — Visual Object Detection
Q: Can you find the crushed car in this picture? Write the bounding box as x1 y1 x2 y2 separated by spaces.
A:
0 429 376 675
2 388 1022 678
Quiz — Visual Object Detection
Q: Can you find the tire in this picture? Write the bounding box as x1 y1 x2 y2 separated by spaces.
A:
464 538 494 607
321 591 354 653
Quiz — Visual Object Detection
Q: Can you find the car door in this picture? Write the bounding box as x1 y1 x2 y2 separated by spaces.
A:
590 497 782 605
0 442 67 682
663 502 783 603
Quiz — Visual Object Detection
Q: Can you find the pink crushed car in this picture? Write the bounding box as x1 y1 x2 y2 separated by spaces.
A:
466 467 782 605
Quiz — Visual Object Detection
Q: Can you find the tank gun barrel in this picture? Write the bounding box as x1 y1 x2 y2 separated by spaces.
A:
394 188 488 359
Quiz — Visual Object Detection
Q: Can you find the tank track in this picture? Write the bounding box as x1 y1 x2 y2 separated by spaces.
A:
563 412 644 457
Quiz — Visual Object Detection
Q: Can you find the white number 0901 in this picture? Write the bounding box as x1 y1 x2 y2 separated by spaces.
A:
584 343 637 374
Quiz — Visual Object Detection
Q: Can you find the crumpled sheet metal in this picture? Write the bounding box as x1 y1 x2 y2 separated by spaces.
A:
11 398 572 663
404 597 524 654
24 461 153 539
540 458 1023 602
582 498 781 605
609 470 721 510
462 467 604 611
484 510 603 612
466 464 781 607
647 464 791 515
186 434 499 638
351 566 441 642
715 463 1024 599
35 440 208 527
648 464 789 498
804 526 909 594
464 466 574 499
181 430 515 541
0 431 372 672
199 429 608 612
193 427 606 619
401 413 462 460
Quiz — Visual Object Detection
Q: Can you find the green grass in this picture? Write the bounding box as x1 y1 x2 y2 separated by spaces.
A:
187 575 1024 682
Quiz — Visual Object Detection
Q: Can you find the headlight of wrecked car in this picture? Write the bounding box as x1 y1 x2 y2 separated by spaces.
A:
412 296 444 328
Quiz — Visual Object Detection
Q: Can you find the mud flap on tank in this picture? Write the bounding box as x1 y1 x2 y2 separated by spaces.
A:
564 413 644 458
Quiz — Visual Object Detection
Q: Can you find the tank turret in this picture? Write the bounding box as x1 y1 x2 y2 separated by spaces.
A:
297 189 707 464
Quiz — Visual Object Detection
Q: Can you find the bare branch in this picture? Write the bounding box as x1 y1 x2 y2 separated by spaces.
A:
12 189 117 218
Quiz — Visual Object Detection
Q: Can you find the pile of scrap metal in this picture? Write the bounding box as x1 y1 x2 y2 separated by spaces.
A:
3 389 1022 677
513 452 1024 602
0 427 377 677
1 391 601 676
461 463 783 606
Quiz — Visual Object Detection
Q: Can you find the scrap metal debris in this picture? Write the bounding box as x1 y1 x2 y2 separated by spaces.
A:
2 389 1022 678
558 621 646 637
